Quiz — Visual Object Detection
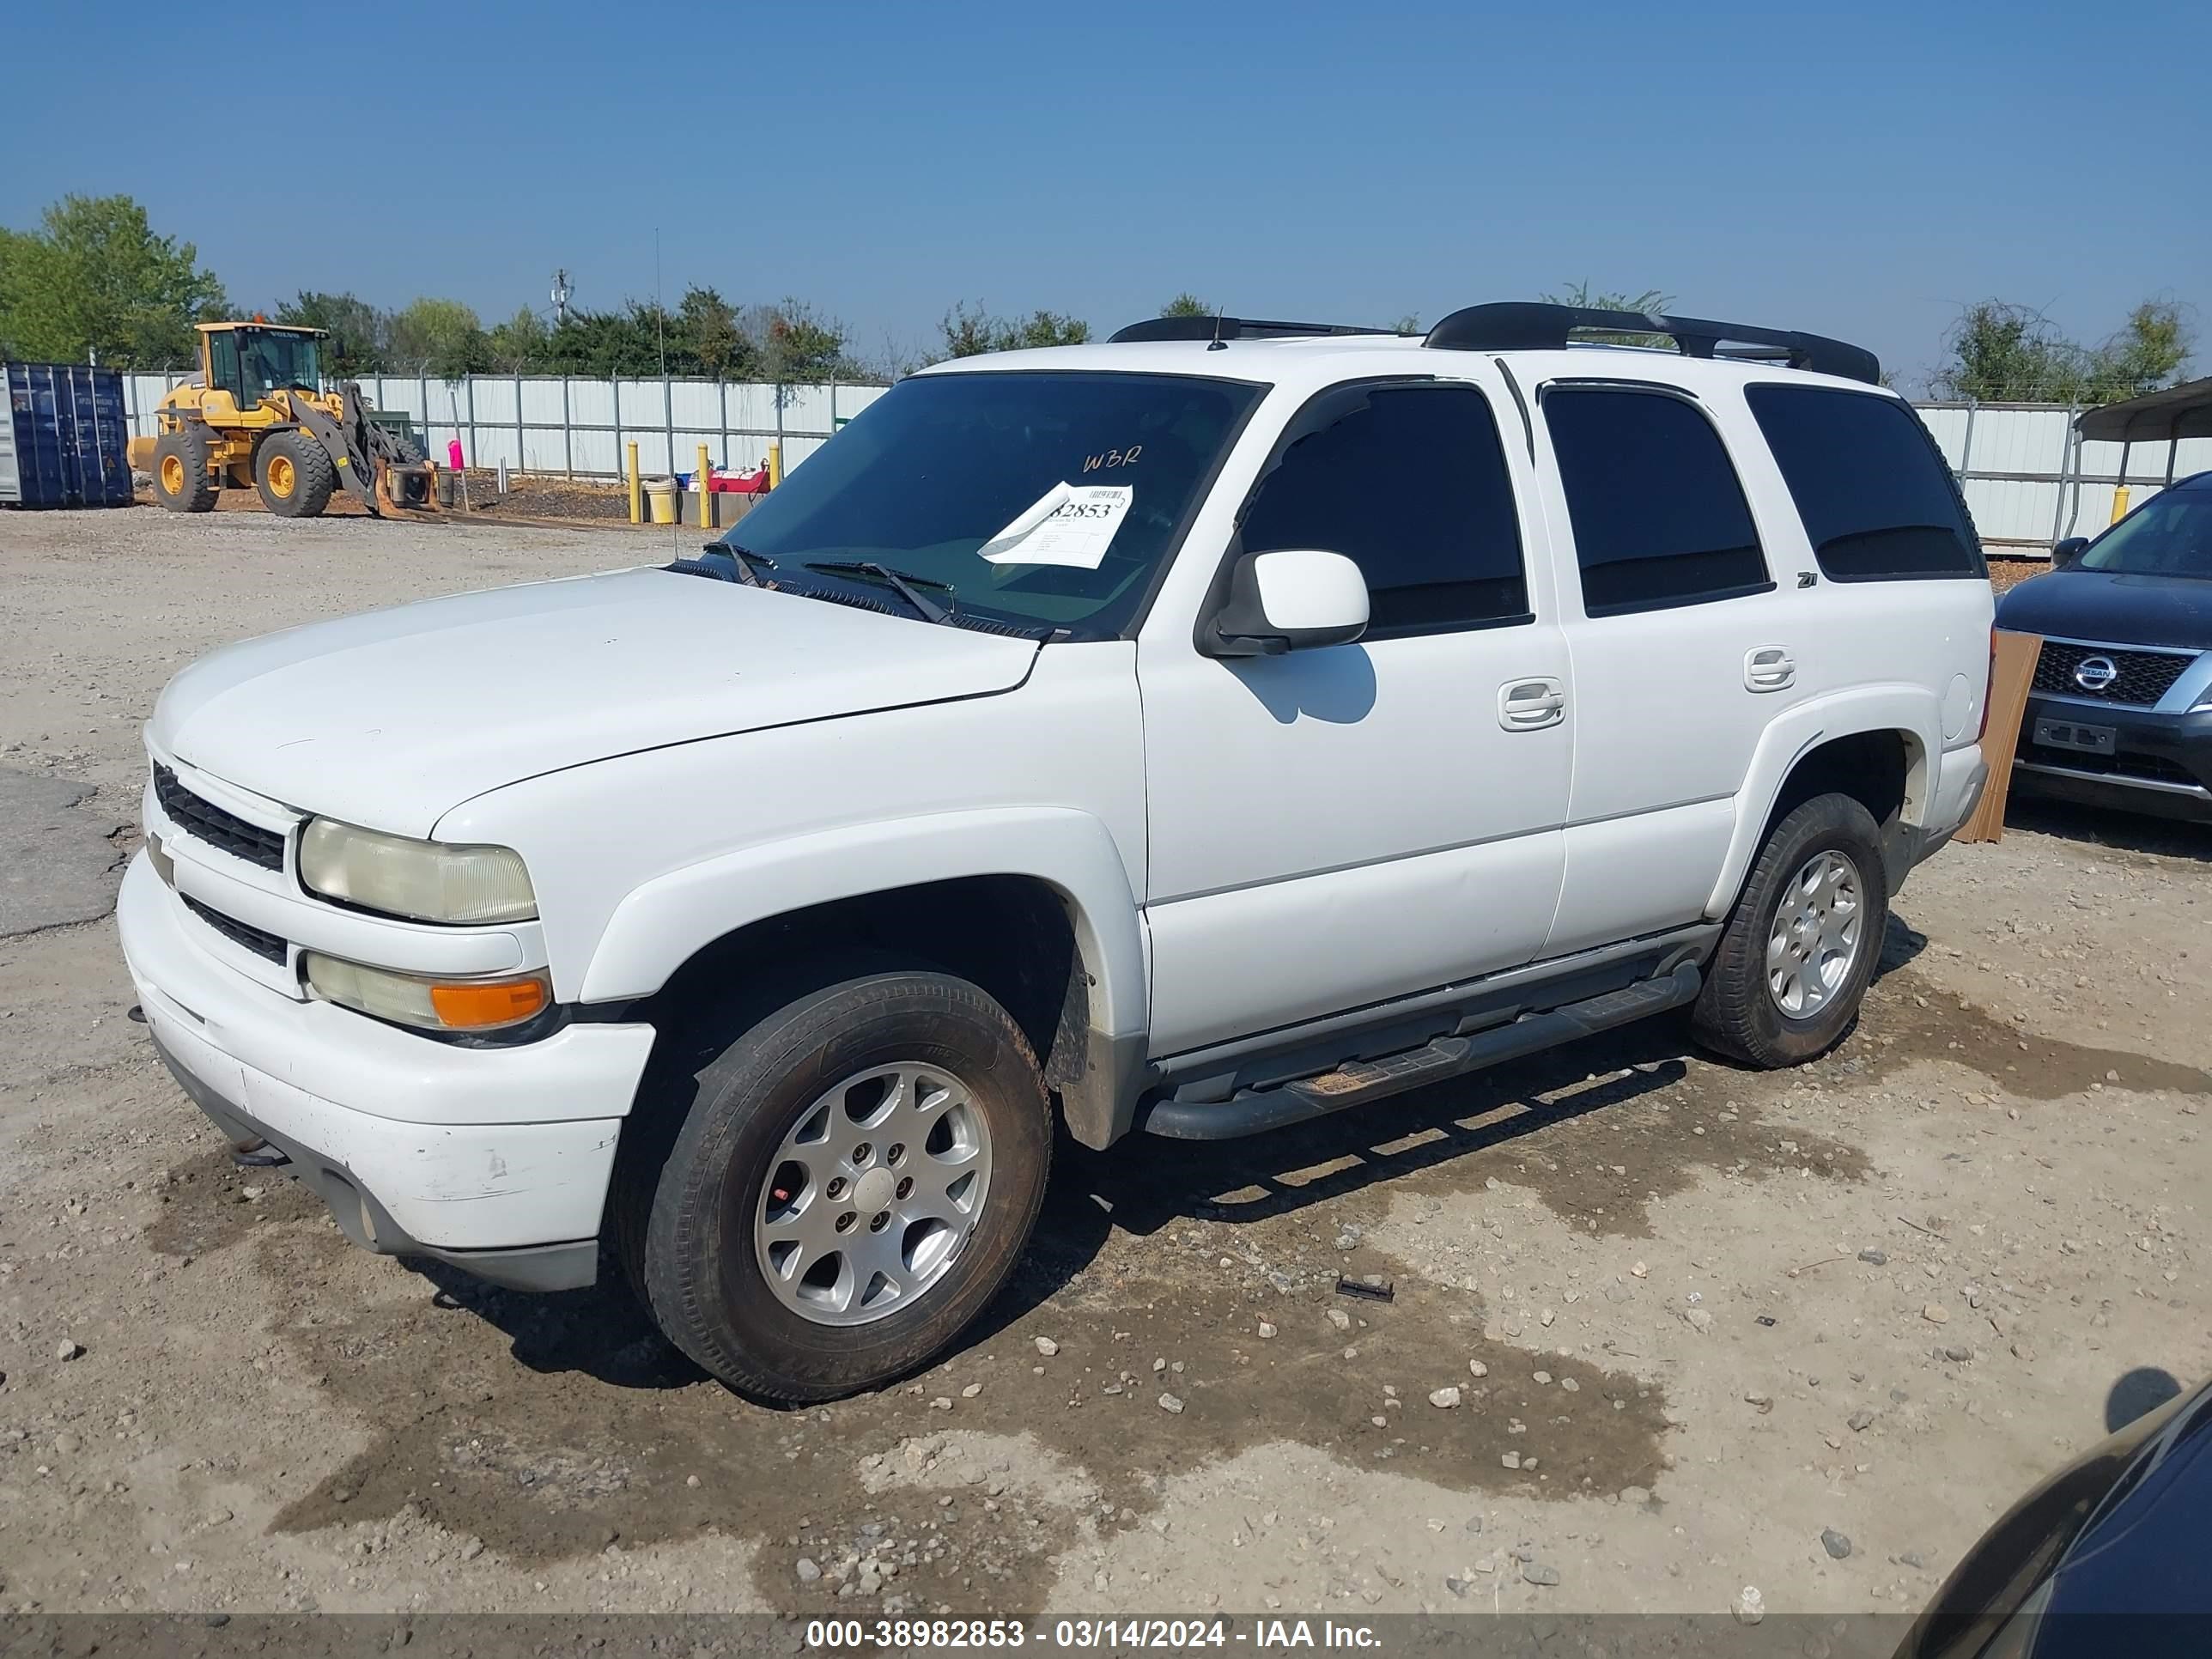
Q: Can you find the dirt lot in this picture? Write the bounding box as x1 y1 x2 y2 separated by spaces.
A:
0 506 2204 1624
133 469 641 526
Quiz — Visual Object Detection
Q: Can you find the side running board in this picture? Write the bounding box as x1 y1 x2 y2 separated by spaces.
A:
1141 964 1701 1141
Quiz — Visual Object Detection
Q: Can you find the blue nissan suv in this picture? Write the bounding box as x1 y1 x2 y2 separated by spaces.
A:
1996 471 2212 823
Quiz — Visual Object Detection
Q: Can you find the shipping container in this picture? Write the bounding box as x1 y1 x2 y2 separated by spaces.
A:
1 362 134 507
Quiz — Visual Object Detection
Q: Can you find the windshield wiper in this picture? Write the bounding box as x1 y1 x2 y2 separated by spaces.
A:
805 560 955 624
708 543 777 586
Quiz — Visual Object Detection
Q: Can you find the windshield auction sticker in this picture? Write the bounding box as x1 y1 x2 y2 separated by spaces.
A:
980 482 1133 569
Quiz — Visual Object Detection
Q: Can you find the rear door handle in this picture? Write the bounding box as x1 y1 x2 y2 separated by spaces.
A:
1498 676 1566 731
1745 646 1796 692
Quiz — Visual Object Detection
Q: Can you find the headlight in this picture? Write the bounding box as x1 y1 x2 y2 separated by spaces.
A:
303 952 550 1032
299 818 536 924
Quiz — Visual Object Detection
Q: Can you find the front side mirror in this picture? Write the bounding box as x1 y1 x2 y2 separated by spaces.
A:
2051 536 2090 570
1201 549 1369 658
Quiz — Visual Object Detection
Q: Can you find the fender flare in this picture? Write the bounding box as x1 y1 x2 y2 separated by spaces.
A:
1705 685 1941 917
578 806 1151 1147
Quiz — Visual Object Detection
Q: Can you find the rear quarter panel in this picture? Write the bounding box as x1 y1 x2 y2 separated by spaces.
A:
1703 380 1995 914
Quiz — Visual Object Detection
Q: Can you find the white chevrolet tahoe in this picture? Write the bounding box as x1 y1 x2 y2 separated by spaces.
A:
120 302 1995 1401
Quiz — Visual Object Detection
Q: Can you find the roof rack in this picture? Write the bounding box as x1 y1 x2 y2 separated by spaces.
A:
1108 315 1395 345
1422 301 1880 386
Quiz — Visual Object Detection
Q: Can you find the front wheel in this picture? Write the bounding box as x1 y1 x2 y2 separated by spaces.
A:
615 969 1052 1402
254 431 336 518
1692 792 1889 1068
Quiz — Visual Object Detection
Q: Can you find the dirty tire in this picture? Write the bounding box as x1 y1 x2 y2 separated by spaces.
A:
254 431 335 518
1692 792 1889 1068
151 427 217 513
616 969 1051 1402
377 427 426 465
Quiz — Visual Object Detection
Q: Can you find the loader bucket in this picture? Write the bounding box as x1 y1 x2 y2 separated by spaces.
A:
378 462 437 514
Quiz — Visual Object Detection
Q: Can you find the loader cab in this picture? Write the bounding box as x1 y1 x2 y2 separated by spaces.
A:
198 324 325 410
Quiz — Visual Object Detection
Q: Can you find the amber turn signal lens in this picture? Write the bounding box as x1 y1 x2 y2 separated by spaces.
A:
428 975 550 1030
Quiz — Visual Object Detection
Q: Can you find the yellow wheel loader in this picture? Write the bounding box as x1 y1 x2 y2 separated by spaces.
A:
127 322 435 518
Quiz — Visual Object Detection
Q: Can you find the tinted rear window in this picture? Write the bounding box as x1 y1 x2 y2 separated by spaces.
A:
1747 386 1982 580
1544 387 1769 616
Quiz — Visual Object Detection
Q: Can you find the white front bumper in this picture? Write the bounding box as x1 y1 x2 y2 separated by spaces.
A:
118 852 656 1264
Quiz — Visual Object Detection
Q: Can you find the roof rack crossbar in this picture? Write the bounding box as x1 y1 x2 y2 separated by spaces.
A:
1108 315 1395 345
1421 301 1880 386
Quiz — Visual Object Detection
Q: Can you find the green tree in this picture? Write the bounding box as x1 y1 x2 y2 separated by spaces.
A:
754 298 862 383
386 297 489 379
1159 293 1212 318
274 290 386 377
678 285 750 378
1003 308 1089 350
0 227 34 357
2085 301 2192 403
542 306 663 377
937 301 1090 359
0 194 226 366
1931 300 2192 404
1931 302 2079 401
1538 282 1674 347
629 301 684 374
485 306 550 373
939 301 997 359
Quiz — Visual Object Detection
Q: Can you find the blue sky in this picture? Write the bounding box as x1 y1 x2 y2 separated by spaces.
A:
6 0 2206 387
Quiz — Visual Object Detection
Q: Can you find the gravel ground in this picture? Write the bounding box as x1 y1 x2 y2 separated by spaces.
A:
1984 556 2047 595
0 505 2204 1623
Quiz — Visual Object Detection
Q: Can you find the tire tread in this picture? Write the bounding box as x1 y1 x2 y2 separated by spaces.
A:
1692 793 1888 1069
620 969 1048 1403
152 427 217 513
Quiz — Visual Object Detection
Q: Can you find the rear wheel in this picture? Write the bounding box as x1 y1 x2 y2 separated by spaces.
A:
150 427 217 513
254 432 335 518
378 427 426 465
613 968 1052 1402
1691 793 1889 1068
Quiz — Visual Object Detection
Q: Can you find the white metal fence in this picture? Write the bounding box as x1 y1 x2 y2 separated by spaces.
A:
1918 402 2212 552
118 371 890 479
117 370 2212 552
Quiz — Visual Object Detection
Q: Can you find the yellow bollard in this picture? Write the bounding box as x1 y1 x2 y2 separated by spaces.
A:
2110 485 2130 525
767 441 782 490
697 441 712 529
626 441 642 525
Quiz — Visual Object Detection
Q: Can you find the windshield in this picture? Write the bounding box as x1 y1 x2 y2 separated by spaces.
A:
2080 486 2212 579
235 331 322 398
714 370 1261 636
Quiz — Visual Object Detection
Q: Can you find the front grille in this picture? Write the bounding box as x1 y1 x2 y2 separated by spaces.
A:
2024 744 2205 790
153 764 285 870
181 894 288 963
2032 641 2196 708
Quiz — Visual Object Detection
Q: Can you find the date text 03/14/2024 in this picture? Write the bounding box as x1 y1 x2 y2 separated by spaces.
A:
803 1619 1383 1650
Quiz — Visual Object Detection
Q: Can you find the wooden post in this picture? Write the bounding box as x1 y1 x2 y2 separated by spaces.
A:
1955 630 2041 844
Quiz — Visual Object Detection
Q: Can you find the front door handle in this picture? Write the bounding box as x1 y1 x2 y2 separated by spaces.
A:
1745 646 1796 692
1498 676 1566 731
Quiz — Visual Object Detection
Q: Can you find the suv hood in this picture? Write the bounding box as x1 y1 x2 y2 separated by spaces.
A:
1996 568 2212 653
151 566 1039 836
